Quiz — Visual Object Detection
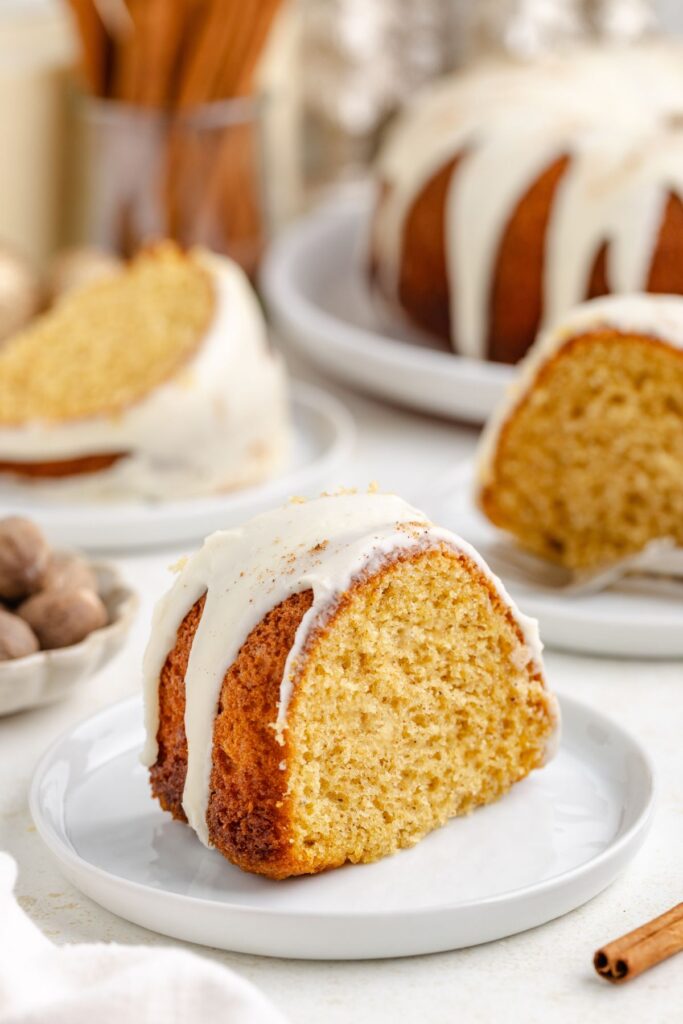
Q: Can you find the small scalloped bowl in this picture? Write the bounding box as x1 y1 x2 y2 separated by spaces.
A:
0 561 138 716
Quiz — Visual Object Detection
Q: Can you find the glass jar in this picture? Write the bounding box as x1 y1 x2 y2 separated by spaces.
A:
68 93 267 278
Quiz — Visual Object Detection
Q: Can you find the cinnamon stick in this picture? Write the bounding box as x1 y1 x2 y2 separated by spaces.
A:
594 902 683 983
191 0 282 272
65 0 110 95
232 0 284 97
111 0 142 102
93 0 133 39
67 0 279 267
211 0 258 100
136 0 189 108
176 0 237 109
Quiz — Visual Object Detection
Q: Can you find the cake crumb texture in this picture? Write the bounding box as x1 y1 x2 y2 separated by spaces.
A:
0 243 214 424
282 547 552 877
481 333 683 568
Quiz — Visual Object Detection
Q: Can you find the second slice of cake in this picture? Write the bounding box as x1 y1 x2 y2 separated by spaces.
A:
477 295 683 569
0 243 289 501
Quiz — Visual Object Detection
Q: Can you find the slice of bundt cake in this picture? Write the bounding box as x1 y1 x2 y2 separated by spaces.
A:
142 491 558 879
478 295 683 569
0 243 288 500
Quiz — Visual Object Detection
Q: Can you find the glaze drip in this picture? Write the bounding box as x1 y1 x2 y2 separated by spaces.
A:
373 44 683 358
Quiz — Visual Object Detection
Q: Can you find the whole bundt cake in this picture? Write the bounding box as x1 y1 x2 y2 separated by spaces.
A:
477 294 683 569
142 491 558 879
0 243 288 500
370 43 683 364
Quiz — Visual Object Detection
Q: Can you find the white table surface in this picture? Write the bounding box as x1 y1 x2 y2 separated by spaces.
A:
0 356 681 1024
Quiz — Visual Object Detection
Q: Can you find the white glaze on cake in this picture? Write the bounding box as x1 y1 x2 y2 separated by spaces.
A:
141 492 557 849
372 43 683 358
0 254 289 500
476 293 683 490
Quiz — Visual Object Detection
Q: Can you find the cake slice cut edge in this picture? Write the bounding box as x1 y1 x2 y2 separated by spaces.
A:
477 295 683 569
0 241 290 499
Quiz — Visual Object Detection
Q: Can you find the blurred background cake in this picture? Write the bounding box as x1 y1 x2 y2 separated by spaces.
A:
477 294 683 567
369 43 683 364
1 0 682 479
0 244 289 500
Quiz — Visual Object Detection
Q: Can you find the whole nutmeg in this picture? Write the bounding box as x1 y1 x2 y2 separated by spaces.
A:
19 587 108 650
0 608 39 660
43 552 98 594
0 246 42 343
0 517 50 601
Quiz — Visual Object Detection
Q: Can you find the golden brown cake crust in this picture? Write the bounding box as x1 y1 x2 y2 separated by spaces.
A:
0 453 125 478
149 596 200 823
486 156 569 364
372 148 683 363
207 589 314 878
150 588 315 878
647 193 683 294
397 155 461 345
375 154 574 363
150 546 548 879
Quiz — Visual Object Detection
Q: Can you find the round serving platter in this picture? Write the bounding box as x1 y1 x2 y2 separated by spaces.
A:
0 383 354 552
261 187 513 423
427 460 683 660
31 692 654 960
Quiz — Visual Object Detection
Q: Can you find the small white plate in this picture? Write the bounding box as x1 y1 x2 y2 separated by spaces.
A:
428 462 683 659
261 188 513 423
0 384 354 552
30 693 654 960
0 562 138 716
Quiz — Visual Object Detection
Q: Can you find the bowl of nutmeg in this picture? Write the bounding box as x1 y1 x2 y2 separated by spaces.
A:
0 516 138 715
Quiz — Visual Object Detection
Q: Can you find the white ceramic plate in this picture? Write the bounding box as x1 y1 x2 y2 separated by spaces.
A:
428 461 683 659
0 384 354 552
261 188 513 423
30 693 654 960
0 562 138 716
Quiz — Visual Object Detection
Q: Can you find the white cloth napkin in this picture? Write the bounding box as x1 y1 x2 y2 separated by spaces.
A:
0 853 288 1024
